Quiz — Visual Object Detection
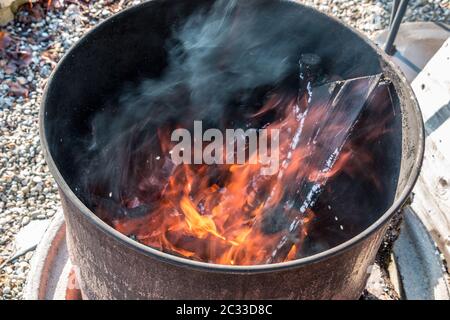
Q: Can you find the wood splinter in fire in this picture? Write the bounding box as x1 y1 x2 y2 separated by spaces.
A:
266 73 383 264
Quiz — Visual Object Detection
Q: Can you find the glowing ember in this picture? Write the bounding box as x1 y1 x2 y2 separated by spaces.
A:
94 72 386 265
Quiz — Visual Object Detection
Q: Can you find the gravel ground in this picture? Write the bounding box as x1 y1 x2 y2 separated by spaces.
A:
0 0 448 300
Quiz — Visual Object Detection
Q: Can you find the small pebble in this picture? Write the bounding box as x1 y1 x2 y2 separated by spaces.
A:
21 216 30 226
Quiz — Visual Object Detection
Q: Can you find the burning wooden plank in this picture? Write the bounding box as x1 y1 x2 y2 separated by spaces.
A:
267 74 383 263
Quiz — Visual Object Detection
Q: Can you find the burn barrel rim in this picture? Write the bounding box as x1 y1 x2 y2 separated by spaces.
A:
39 0 425 273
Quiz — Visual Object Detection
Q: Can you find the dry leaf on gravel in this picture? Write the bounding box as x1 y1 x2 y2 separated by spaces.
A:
7 80 29 97
0 31 12 51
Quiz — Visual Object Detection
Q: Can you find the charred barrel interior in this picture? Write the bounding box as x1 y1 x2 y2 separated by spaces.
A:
41 0 423 299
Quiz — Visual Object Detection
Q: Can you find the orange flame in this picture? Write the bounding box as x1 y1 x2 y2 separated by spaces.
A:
100 78 387 266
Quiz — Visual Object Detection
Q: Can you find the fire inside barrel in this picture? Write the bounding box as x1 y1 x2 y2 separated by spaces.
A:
84 0 396 266
91 70 392 266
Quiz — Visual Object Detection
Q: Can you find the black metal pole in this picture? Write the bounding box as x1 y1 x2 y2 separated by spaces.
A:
384 0 409 55
389 0 400 26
